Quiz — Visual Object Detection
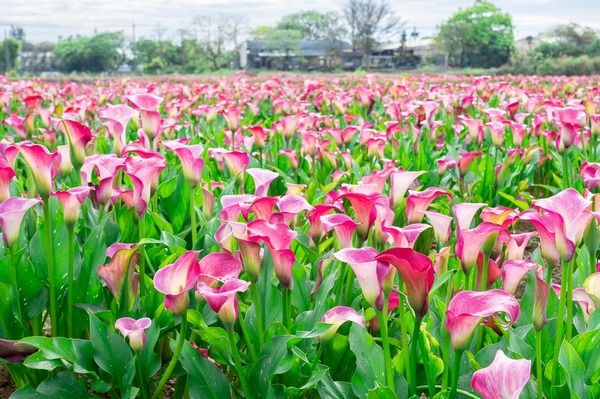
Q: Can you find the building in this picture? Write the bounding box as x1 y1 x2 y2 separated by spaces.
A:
240 39 362 71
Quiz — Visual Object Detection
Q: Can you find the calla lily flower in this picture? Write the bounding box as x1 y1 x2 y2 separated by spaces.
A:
247 168 279 197
18 142 60 200
124 155 167 216
126 93 163 141
320 306 365 341
0 161 15 203
334 247 390 310
197 279 250 327
376 247 434 317
458 150 483 176
471 350 531 399
406 187 452 223
115 317 151 351
445 289 520 349
197 251 242 287
455 222 509 271
530 188 593 262
425 211 453 243
321 213 359 249
581 161 600 191
163 140 204 187
99 103 138 154
382 223 431 248
390 170 425 208
222 150 250 177
533 269 549 331
506 232 537 260
97 243 139 307
57 119 94 169
501 259 538 295
583 272 600 306
338 192 380 238
307 204 337 243
81 154 125 206
452 202 487 234
153 251 201 314
0 197 41 246
54 186 91 227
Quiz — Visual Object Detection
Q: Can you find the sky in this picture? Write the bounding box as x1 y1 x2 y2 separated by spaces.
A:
1 0 599 43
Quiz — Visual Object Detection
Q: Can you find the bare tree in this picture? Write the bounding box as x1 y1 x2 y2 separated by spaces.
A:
193 14 245 70
343 0 403 64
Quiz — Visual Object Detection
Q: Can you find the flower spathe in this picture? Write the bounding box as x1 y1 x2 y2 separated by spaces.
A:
471 350 531 399
115 317 151 351
153 251 201 314
57 119 94 169
445 289 520 350
197 279 250 327
18 142 60 200
0 197 41 247
376 247 434 317
53 186 91 227
320 306 365 341
97 243 140 308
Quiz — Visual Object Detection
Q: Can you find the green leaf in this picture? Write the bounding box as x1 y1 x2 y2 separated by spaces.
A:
558 340 589 399
11 371 97 399
348 323 385 398
179 341 231 399
20 336 95 375
571 328 600 384
87 310 135 390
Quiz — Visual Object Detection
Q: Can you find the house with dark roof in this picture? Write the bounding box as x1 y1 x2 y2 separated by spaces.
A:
240 39 363 71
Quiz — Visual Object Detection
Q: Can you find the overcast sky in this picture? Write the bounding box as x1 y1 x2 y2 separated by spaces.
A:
1 0 599 43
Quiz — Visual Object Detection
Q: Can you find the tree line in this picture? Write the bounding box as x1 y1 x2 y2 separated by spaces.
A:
2 0 599 75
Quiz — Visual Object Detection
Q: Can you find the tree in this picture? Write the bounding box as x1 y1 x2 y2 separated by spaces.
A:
436 1 514 68
193 15 244 70
534 24 600 58
0 38 21 73
250 26 303 51
53 32 125 72
277 11 347 42
343 0 403 57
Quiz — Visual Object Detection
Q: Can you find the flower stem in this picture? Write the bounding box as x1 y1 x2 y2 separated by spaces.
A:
67 226 75 338
416 385 479 399
227 327 253 399
151 312 188 399
409 316 423 396
377 304 395 393
551 259 569 387
562 149 570 188
8 246 24 327
189 187 197 249
43 203 58 336
250 283 265 346
565 263 574 340
138 214 146 295
281 286 291 329
536 329 544 399
136 354 149 399
478 255 489 291
448 350 463 399
237 311 257 361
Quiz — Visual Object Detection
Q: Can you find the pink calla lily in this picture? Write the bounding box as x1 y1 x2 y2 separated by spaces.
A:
97 243 139 307
321 213 359 249
455 222 509 271
197 279 250 327
247 168 279 197
0 161 15 203
163 140 204 187
390 170 425 208
445 289 520 349
406 187 452 223
153 251 201 314
18 142 60 200
471 350 531 399
376 247 434 317
54 186 91 226
321 306 365 341
501 259 538 295
0 197 41 246
57 119 94 168
115 317 151 351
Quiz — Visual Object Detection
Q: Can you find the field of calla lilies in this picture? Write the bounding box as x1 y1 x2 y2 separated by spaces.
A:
0 73 599 399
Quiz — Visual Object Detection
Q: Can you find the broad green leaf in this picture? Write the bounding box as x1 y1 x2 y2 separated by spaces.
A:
178 340 231 399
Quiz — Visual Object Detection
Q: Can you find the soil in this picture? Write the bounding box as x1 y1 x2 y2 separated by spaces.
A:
0 365 15 399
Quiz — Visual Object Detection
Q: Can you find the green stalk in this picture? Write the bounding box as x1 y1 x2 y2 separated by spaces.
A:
227 327 253 399
478 255 489 291
151 312 188 399
441 278 454 391
8 246 24 327
237 311 257 361
536 330 544 399
550 259 569 387
43 203 58 336
566 262 574 340
396 294 410 387
189 187 197 249
377 303 394 393
409 316 423 396
418 328 435 398
282 287 292 329
545 262 554 285
138 214 146 295
562 149 570 188
334 263 347 304
250 283 265 346
67 226 75 338
136 354 149 399
448 350 463 399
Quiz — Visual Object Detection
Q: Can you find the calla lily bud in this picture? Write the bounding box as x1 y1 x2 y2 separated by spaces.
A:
115 317 151 351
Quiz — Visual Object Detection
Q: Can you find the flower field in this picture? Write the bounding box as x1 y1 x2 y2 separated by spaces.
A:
0 73 599 399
